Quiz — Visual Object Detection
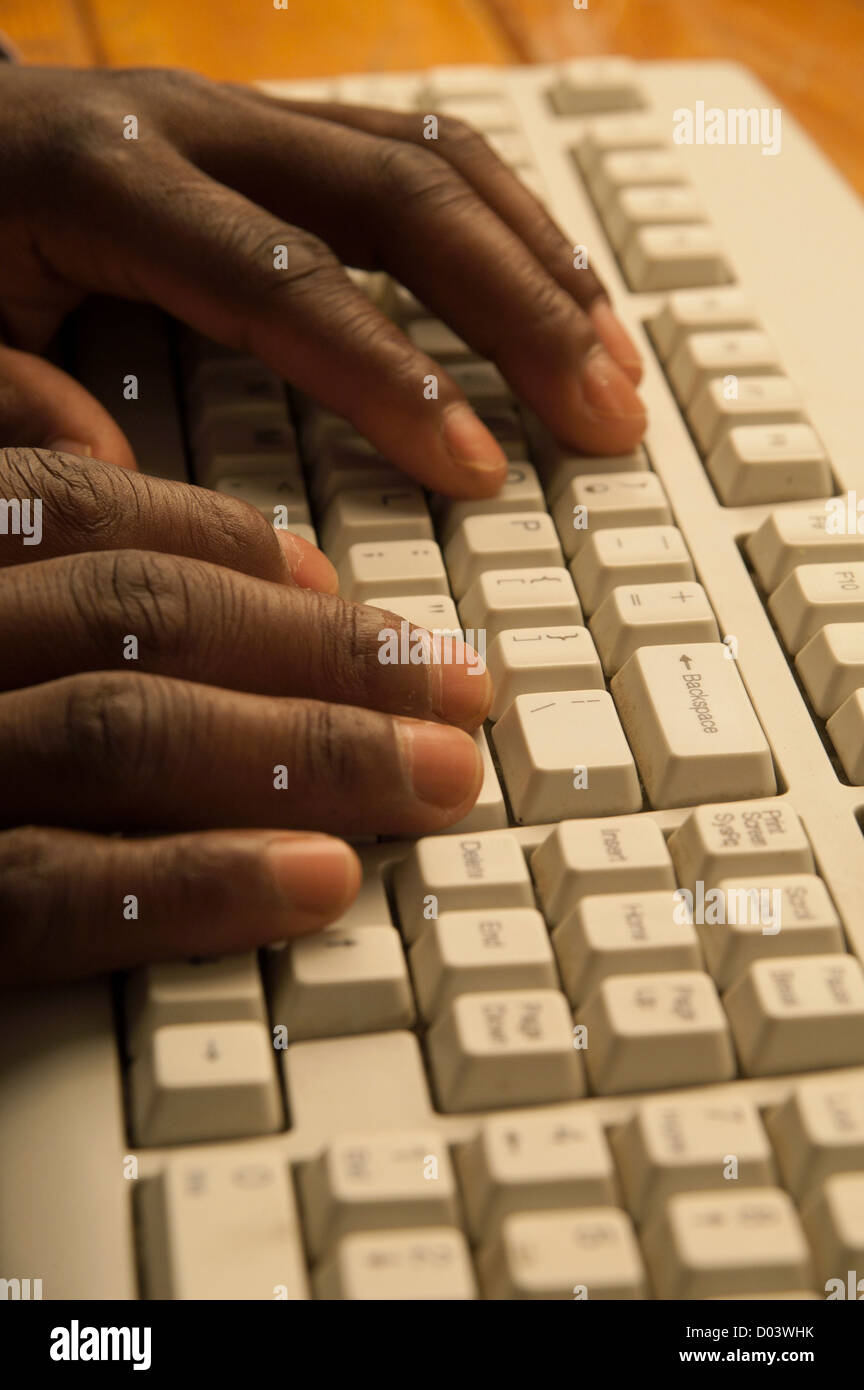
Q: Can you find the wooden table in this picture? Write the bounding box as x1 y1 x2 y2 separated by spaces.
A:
1 0 861 191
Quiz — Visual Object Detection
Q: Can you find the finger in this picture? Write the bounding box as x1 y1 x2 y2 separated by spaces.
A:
0 551 492 729
245 94 643 382
0 825 362 986
0 446 337 592
0 672 484 835
0 344 138 468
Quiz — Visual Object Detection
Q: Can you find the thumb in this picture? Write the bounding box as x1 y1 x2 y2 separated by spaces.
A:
0 344 138 469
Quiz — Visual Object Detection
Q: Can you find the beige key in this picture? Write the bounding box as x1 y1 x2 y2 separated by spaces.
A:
576 971 735 1095
668 798 814 889
194 424 299 488
590 580 718 675
796 622 864 718
688 374 804 455
827 688 864 782
493 689 642 824
444 512 563 598
310 438 402 510
458 566 581 639
315 1228 476 1301
549 56 644 115
622 224 732 292
486 625 604 720
269 924 414 1041
667 329 781 406
436 94 519 130
320 485 433 561
698 875 844 989
440 728 508 833
125 954 267 1057
724 954 864 1076
457 1108 617 1239
410 908 556 1021
604 184 705 252
767 1078 864 1198
802 1174 864 1291
541 445 649 505
130 1021 281 1145
553 891 702 1005
648 286 757 361
187 358 288 434
447 360 513 404
707 423 831 506
435 462 544 544
427 989 585 1112
642 1188 812 1299
479 1207 646 1300
216 471 310 526
590 149 685 208
336 538 448 602
574 113 664 173
612 642 776 809
614 1096 775 1223
299 1130 459 1258
393 832 533 944
283 1031 433 1135
747 502 864 591
474 406 530 460
770 562 864 653
532 816 674 926
553 472 671 559
486 129 534 167
571 526 694 616
407 318 473 359
139 1150 308 1300
363 592 461 634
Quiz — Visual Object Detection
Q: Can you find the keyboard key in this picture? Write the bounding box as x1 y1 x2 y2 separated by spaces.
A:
130 1021 281 1145
573 112 664 174
667 329 781 407
590 580 718 675
486 625 604 720
725 954 864 1075
315 1228 476 1300
427 989 585 1112
549 57 644 115
796 623 864 718
447 360 513 404
532 816 675 925
552 472 672 559
669 798 814 888
571 525 694 616
458 566 581 639
435 462 545 545
393 833 534 945
407 318 473 359
215 472 310 525
410 907 556 1020
748 502 864 591
604 184 706 253
648 286 758 361
553 890 702 1005
363 592 461 634
480 1206 646 1300
194 422 299 488
310 439 402 510
802 1174 864 1289
768 1079 864 1198
299 1131 459 1258
613 642 775 808
419 64 508 100
493 690 642 824
445 512 563 598
269 924 414 1041
540 445 650 505
828 689 864 782
707 423 832 506
622 224 732 292
642 1188 812 1299
125 954 266 1057
436 95 519 132
591 150 685 209
457 1109 617 1239
336 538 448 602
688 374 803 454
697 875 844 989
770 561 864 653
613 1096 775 1222
320 485 433 561
139 1151 308 1299
282 1031 432 1134
575 971 735 1094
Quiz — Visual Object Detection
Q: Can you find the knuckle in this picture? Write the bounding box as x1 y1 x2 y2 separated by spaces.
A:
311 595 379 705
189 485 280 570
290 699 359 788
60 670 156 779
68 549 199 663
374 139 462 207
1 447 130 545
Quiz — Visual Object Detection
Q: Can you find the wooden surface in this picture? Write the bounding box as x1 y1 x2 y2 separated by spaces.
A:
0 0 861 190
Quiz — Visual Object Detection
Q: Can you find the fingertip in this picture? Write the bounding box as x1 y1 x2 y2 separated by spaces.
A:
439 402 509 496
265 834 361 934
275 530 340 593
589 299 644 384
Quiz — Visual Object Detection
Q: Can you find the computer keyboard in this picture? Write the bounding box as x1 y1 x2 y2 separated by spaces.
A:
2 56 864 1301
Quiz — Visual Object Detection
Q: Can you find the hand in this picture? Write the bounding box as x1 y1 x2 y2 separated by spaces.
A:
0 65 645 496
0 447 491 986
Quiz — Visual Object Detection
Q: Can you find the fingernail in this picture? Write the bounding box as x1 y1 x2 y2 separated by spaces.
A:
266 835 360 918
429 639 493 729
397 719 483 809
589 300 643 379
579 345 647 421
43 437 93 457
441 403 508 476
275 530 339 594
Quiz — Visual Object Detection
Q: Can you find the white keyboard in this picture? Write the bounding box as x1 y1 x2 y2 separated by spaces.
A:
3 57 864 1302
